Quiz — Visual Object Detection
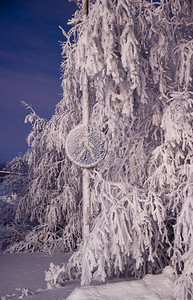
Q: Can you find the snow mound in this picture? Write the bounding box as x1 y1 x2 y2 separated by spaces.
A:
66 266 176 300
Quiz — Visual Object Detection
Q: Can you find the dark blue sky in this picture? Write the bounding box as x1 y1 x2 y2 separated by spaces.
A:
0 0 77 163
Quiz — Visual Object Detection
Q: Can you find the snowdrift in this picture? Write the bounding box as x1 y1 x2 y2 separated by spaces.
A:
66 266 176 300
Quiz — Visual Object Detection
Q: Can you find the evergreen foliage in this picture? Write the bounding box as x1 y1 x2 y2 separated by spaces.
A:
2 0 193 298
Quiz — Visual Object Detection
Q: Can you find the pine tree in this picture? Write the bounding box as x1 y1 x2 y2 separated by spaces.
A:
3 0 193 297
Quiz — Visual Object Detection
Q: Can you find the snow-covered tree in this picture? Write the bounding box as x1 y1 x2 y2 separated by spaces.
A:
2 0 193 298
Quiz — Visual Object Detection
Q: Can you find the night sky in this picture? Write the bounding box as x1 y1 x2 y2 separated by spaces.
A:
0 0 77 163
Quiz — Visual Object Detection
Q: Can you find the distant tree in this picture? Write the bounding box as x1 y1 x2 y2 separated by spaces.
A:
0 157 30 251
3 0 193 298
0 161 6 170
0 161 7 183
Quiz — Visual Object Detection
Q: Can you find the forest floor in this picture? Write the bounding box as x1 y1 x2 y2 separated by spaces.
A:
0 252 176 300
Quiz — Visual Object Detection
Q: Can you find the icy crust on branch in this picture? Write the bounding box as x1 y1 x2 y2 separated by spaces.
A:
173 164 193 300
69 0 150 112
60 171 171 286
2 79 83 253
145 93 193 299
161 94 193 149
21 101 47 147
45 166 174 287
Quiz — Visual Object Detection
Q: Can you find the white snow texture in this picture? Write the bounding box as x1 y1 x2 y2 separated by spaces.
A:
66 266 176 300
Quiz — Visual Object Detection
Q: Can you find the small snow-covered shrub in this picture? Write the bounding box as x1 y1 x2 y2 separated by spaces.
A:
45 262 66 289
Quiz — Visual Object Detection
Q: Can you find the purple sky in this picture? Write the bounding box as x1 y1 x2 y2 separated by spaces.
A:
0 0 77 163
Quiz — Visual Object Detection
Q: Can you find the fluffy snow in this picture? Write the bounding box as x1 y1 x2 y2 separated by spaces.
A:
0 252 176 300
66 266 176 300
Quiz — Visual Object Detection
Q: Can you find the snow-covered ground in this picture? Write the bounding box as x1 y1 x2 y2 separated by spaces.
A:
0 252 74 300
67 266 176 300
0 252 176 300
